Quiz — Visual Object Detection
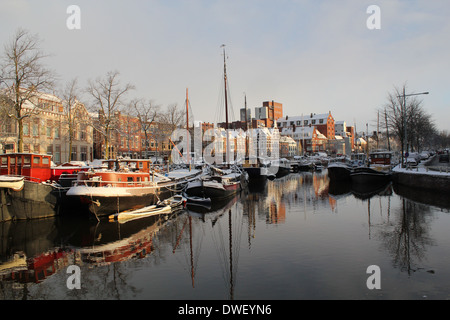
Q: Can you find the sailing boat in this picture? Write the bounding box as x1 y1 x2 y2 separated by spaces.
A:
185 45 248 199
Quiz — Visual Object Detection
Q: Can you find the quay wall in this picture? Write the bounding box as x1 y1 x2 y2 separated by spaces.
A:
392 171 450 193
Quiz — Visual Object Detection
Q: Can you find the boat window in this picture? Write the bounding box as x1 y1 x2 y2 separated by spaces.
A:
24 157 31 164
42 157 49 165
127 177 134 182
18 157 22 164
33 157 41 164
137 177 141 182
10 158 15 165
1 157 7 165
139 162 143 169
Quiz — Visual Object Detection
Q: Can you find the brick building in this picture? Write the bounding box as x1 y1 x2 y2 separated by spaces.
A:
1 90 93 163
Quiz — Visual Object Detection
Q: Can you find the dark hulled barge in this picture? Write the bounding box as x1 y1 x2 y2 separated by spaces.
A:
0 153 87 221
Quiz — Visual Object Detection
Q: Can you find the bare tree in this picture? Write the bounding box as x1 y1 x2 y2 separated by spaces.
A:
60 77 92 161
86 70 134 159
382 84 434 159
131 99 160 158
0 28 55 152
158 103 186 157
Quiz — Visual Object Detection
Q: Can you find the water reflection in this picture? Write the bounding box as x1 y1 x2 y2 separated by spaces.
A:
1 170 450 299
379 198 437 275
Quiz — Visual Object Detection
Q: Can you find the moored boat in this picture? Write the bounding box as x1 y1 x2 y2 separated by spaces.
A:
327 162 353 181
185 167 246 200
0 153 72 221
159 194 187 211
66 159 199 218
108 195 186 224
350 167 392 185
273 158 291 178
108 203 171 223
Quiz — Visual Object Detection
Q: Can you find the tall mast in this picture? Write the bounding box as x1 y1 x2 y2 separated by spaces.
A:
186 88 191 170
222 45 231 166
244 94 248 131
244 94 249 158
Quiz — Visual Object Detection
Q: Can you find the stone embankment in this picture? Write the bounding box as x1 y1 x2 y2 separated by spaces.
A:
392 154 450 193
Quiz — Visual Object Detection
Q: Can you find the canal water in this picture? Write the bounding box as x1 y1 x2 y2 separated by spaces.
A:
1 170 450 300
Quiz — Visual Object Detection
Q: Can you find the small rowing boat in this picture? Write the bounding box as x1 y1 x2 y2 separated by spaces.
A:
109 203 172 223
108 195 186 223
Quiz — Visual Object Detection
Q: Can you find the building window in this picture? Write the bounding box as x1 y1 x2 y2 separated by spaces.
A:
47 120 52 138
23 123 30 136
72 146 77 161
32 121 39 137
80 125 87 141
47 145 53 156
55 145 61 163
55 122 60 139
80 146 87 161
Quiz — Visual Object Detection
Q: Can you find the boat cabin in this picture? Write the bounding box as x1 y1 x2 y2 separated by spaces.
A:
0 153 52 182
102 159 152 173
74 170 153 188
369 151 392 166
51 162 90 182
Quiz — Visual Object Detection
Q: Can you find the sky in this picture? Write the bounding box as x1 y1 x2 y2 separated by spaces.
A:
1 0 449 133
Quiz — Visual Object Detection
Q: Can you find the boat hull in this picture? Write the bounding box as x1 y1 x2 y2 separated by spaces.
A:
327 164 353 181
185 180 240 199
67 185 173 217
350 167 391 185
275 166 291 178
0 180 68 222
243 167 268 184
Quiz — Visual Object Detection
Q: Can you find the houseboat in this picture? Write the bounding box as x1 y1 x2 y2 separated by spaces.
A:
0 153 72 221
66 159 201 218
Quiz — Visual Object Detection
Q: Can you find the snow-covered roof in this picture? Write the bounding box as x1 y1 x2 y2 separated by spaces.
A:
278 112 332 123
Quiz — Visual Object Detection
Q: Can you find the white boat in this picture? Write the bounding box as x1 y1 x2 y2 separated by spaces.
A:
0 176 25 191
109 203 172 223
158 194 187 211
108 194 186 223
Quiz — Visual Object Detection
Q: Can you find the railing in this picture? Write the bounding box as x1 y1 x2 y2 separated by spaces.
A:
73 179 160 188
426 166 450 174
0 174 43 183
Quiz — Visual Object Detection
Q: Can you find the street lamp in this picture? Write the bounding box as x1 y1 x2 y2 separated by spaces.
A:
397 90 429 167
